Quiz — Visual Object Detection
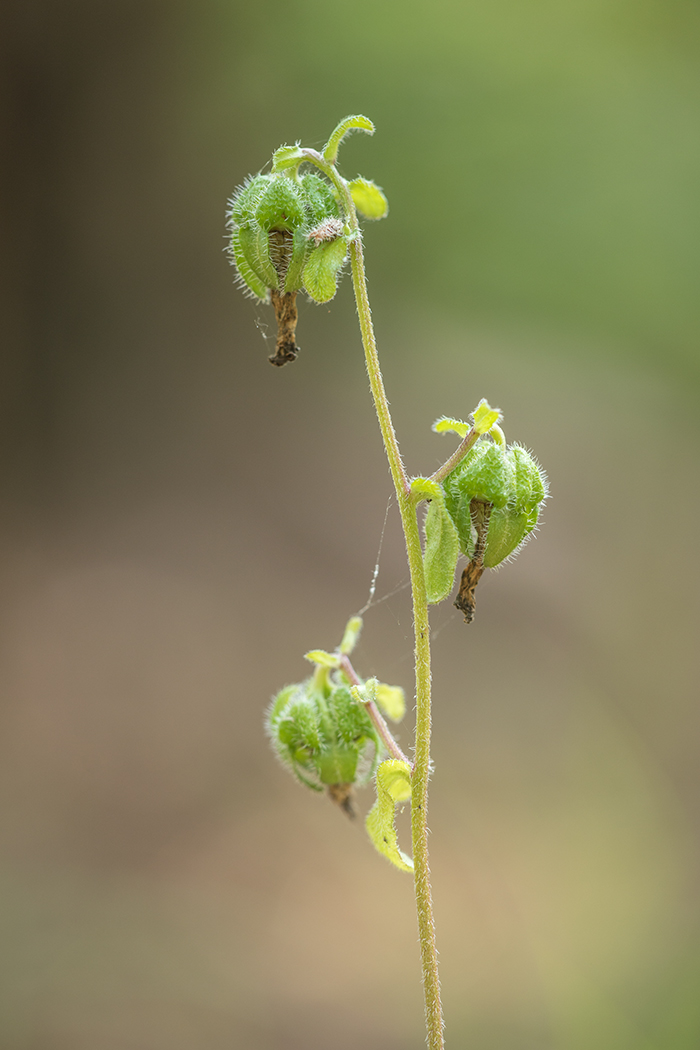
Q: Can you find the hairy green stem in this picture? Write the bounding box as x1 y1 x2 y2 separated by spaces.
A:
302 143 445 1048
429 426 479 485
348 232 445 1050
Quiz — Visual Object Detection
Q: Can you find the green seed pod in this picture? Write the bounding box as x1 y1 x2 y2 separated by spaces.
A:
228 170 348 305
482 506 530 567
427 433 548 605
300 172 341 226
228 174 269 227
445 440 515 512
237 223 278 289
228 228 268 301
227 119 388 359
255 177 306 232
267 619 406 813
267 671 380 810
508 444 545 511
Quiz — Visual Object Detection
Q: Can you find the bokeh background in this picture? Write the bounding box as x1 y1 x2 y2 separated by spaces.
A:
1 2 699 1048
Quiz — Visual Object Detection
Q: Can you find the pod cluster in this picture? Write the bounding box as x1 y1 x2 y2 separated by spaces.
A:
267 672 378 808
442 439 548 567
227 172 349 304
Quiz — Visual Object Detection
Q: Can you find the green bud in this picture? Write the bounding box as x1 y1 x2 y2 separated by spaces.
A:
228 174 268 226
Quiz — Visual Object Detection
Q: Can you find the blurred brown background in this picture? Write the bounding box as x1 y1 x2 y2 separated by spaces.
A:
1 2 699 1048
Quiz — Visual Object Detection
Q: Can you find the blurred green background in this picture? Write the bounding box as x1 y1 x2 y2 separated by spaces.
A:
1 2 699 1048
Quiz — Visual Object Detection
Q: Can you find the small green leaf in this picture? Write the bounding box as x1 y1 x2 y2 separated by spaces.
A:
302 237 348 302
348 178 388 220
411 476 443 501
432 416 470 438
339 616 363 655
366 760 413 872
323 115 375 163
375 683 406 722
304 649 339 668
423 492 460 603
472 399 501 435
271 144 305 173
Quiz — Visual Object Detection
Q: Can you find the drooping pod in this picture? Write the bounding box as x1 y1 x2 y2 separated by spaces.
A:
265 619 406 816
226 116 388 365
422 413 548 621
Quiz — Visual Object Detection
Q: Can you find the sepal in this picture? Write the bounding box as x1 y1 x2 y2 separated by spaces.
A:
423 490 460 603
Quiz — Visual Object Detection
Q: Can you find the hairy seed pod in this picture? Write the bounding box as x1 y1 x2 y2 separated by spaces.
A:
437 436 548 572
267 673 380 814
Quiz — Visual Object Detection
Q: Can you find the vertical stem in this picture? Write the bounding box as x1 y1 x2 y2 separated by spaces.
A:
348 232 445 1050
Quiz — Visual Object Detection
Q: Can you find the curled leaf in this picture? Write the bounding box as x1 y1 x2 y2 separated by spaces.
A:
323 115 375 163
348 178 388 220
432 416 470 438
366 760 413 872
